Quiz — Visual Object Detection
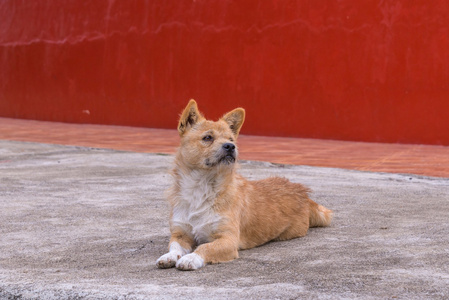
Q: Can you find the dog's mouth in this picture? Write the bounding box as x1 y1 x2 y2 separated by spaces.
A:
205 153 236 167
219 154 236 165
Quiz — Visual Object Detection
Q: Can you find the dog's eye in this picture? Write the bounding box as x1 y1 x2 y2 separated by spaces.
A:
202 135 213 142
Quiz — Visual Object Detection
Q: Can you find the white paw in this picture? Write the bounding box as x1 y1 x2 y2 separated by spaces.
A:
156 241 191 269
156 252 181 269
176 253 205 271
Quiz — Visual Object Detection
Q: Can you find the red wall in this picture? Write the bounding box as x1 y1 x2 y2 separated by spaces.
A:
1 0 449 145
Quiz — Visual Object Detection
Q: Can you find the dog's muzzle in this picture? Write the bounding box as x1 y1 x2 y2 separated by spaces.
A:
206 143 237 167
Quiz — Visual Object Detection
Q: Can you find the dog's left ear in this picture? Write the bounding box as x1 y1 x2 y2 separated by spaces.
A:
221 108 245 138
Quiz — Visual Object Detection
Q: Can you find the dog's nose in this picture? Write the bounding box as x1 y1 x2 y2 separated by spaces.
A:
222 143 236 152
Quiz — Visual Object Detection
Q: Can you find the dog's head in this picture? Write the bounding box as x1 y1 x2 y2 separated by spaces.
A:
176 99 245 170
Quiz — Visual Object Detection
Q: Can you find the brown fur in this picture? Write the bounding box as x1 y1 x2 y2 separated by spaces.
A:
157 99 332 270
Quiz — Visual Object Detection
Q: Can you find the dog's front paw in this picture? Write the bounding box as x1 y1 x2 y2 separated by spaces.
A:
156 252 181 269
176 253 205 271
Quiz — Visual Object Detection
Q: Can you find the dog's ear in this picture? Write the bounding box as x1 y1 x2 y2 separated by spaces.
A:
221 108 245 138
178 99 205 136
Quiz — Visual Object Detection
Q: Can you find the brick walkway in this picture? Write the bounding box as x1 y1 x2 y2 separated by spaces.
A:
1 117 448 178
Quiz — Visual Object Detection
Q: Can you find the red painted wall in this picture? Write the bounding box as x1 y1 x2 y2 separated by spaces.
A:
1 0 449 145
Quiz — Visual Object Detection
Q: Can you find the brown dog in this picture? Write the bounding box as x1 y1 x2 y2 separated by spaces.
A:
156 100 332 271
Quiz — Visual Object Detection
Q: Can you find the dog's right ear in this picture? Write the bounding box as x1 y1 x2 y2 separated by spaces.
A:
178 99 204 136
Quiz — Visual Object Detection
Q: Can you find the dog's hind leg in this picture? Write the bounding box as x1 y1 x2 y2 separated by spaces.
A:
276 217 309 241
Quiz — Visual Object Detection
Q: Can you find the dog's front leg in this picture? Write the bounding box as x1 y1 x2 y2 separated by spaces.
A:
156 228 195 269
176 234 239 271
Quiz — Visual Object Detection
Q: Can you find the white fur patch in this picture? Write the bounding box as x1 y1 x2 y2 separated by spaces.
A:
176 253 205 271
172 170 225 245
156 241 190 269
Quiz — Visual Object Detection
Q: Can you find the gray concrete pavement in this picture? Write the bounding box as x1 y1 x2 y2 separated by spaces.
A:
1 140 448 299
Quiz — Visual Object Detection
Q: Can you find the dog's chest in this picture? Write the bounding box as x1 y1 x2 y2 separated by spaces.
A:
171 174 222 244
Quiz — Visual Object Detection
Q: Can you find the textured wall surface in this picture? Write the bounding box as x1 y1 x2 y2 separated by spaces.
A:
1 1 449 145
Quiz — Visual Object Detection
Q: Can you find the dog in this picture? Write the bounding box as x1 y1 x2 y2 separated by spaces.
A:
156 100 332 271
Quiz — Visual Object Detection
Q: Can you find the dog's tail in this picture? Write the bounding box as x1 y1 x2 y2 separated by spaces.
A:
309 199 333 228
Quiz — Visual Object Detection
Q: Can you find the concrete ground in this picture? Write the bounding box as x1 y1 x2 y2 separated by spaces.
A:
0 140 448 299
